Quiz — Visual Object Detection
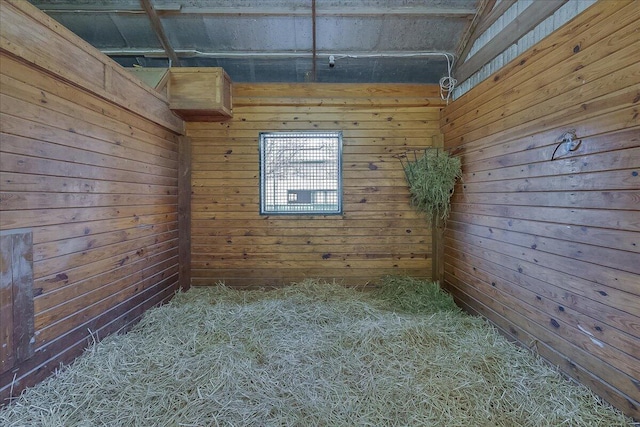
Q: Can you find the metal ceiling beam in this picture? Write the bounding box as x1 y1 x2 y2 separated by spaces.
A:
38 4 179 12
139 0 180 66
39 6 143 12
169 6 477 17
311 0 317 82
102 49 453 59
40 9 144 14
39 5 476 18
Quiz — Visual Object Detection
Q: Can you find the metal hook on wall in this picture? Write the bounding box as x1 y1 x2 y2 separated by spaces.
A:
551 130 581 160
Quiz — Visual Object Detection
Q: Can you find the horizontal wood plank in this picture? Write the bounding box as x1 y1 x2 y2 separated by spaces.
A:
189 84 440 285
455 0 569 84
0 0 183 133
440 2 640 418
444 246 640 339
443 0 635 120
0 4 183 400
443 273 640 412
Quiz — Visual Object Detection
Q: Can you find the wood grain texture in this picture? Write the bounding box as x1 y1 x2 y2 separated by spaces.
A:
0 2 183 399
455 0 568 83
0 229 35 374
178 136 192 291
0 235 13 373
169 68 232 120
440 1 640 418
0 0 183 133
454 0 497 68
187 83 444 287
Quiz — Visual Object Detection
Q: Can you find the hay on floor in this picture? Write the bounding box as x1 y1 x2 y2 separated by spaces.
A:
0 277 633 427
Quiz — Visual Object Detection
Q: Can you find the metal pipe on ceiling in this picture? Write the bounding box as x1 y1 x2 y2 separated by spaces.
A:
311 0 317 82
39 6 476 17
102 49 455 59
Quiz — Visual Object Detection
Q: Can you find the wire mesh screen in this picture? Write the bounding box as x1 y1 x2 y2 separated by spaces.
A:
260 131 342 215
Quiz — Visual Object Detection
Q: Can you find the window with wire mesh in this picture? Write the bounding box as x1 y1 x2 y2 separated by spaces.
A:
259 131 342 215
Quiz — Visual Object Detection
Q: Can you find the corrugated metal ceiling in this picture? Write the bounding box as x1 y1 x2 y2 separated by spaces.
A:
28 0 480 84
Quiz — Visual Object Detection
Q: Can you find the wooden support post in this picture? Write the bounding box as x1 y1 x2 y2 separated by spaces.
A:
432 217 445 283
0 229 35 374
178 136 192 291
431 134 445 283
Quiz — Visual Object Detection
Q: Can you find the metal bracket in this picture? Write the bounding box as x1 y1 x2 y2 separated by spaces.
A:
551 130 581 160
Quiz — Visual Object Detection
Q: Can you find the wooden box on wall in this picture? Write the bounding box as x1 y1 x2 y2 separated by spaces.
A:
168 67 233 121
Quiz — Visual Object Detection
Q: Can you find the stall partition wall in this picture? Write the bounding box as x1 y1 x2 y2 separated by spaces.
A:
440 1 639 418
0 0 186 400
187 84 445 287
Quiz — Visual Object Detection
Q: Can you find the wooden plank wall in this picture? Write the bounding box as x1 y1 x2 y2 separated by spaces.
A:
188 84 444 287
440 1 639 418
0 1 184 400
0 229 35 374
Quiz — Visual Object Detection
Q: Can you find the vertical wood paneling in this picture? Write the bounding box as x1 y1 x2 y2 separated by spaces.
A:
441 1 639 418
0 2 183 400
4 230 35 363
0 235 13 373
188 84 444 287
0 229 34 374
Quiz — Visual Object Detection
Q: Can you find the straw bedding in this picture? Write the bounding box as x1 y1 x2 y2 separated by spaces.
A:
0 277 633 426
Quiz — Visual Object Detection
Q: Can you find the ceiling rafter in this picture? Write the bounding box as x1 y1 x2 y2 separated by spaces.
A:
473 0 518 38
162 6 477 17
454 0 496 68
453 0 517 75
454 0 518 73
100 49 456 59
455 0 568 84
139 0 180 66
30 0 478 84
311 0 317 82
39 5 477 18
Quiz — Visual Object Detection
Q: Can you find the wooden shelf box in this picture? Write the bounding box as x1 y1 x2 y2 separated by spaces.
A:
168 67 233 121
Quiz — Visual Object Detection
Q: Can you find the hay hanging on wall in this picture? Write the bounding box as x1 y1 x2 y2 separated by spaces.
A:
0 278 632 427
397 148 462 223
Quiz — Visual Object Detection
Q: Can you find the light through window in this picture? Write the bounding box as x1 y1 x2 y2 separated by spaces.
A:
259 131 342 215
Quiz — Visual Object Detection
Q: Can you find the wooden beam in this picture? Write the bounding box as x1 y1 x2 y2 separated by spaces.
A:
125 67 169 90
455 0 497 66
455 0 568 84
431 135 446 284
2 0 183 133
139 0 181 66
178 136 192 291
474 0 517 37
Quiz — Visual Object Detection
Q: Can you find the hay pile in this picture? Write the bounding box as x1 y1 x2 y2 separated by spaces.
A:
1 277 632 427
404 149 462 223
